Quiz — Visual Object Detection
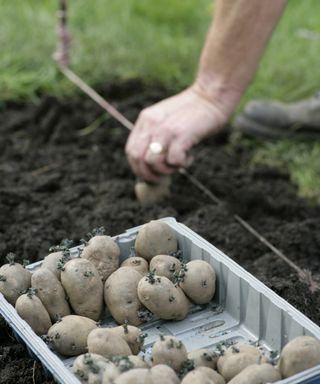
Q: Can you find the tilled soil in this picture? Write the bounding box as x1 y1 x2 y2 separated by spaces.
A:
1 80 320 383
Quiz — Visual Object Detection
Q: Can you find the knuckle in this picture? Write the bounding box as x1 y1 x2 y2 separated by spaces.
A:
139 108 159 125
144 156 154 166
130 151 141 162
167 154 182 167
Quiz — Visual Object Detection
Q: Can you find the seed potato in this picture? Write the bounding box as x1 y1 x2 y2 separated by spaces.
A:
113 368 153 384
102 363 121 384
196 367 225 384
61 258 103 321
0 260 31 305
188 349 219 370
179 260 216 305
82 235 120 282
110 325 145 355
48 315 97 356
152 335 188 372
218 344 262 361
104 267 143 326
87 328 132 359
73 353 116 384
217 344 267 381
228 363 281 384
31 268 71 321
15 291 52 335
41 251 64 279
150 364 180 384
279 336 320 378
121 257 149 275
135 177 171 205
149 255 182 281
112 355 149 372
181 370 212 384
135 221 178 261
138 273 189 321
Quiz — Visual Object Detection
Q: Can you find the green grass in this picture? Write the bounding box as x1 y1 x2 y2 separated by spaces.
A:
0 0 211 100
1 0 320 199
252 141 320 202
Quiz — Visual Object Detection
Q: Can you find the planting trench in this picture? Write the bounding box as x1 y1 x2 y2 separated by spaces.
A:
0 79 320 383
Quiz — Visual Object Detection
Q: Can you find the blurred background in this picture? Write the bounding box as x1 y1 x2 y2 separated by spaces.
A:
1 0 320 200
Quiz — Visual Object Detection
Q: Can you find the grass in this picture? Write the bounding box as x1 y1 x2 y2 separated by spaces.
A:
252 141 320 202
1 0 320 199
0 0 211 100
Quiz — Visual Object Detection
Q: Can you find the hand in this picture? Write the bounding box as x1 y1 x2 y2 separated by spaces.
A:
125 86 231 183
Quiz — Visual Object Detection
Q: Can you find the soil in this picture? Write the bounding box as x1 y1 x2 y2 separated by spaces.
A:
1 79 320 383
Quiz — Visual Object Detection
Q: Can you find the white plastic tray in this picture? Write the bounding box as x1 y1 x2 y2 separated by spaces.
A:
1 217 320 383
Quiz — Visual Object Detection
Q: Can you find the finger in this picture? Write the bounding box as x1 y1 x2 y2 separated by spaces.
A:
128 143 161 183
175 154 194 170
143 127 175 174
166 136 193 168
125 122 151 178
183 153 194 168
137 158 162 183
145 151 176 175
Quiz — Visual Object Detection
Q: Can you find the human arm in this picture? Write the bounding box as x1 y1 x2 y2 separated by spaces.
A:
125 0 288 183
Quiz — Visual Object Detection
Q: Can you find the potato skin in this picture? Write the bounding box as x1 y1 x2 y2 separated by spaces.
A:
48 315 97 356
31 268 71 321
279 336 320 378
135 221 178 261
188 348 219 370
61 258 103 321
87 328 131 359
150 364 180 384
121 257 149 275
102 363 121 384
73 353 116 384
217 344 267 382
138 274 189 320
41 251 63 279
0 263 31 305
110 325 144 355
182 368 225 384
104 267 143 326
180 260 216 305
114 368 153 384
152 335 188 372
112 355 149 371
181 370 212 384
228 363 281 384
149 255 181 281
82 235 120 282
15 293 52 335
197 367 225 384
218 344 262 361
135 177 170 205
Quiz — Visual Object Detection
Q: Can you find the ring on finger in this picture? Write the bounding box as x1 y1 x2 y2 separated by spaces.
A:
149 141 166 155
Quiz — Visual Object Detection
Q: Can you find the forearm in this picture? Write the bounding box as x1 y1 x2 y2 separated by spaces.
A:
194 0 287 114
